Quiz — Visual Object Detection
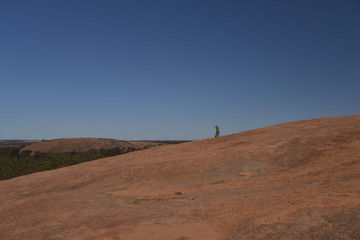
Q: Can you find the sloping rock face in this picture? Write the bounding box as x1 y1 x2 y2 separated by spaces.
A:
1 115 360 240
21 138 162 154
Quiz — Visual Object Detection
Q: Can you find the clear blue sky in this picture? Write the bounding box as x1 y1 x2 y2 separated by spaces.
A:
1 0 359 140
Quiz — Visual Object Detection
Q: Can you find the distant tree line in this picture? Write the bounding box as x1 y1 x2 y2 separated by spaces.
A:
0 147 137 180
141 140 191 144
148 140 191 144
0 140 39 148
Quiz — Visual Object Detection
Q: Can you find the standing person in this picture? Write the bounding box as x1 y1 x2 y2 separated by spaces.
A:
214 124 220 138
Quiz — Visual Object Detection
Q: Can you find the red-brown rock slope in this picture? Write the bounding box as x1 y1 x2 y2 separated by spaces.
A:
1 115 360 239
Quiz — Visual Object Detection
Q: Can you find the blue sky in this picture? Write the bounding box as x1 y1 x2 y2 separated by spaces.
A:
1 0 359 140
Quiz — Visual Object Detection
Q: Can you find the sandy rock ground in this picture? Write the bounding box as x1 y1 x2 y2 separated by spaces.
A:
1 115 360 239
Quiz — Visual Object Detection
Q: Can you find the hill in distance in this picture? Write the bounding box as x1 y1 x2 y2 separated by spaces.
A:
21 138 166 154
1 138 173 181
1 115 360 239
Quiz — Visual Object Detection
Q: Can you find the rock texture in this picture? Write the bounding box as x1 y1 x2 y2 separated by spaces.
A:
1 115 360 240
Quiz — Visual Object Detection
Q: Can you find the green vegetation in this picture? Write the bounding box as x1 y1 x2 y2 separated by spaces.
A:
0 147 137 180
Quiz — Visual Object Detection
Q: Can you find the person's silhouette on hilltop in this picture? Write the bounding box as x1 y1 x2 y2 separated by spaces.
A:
214 124 220 138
